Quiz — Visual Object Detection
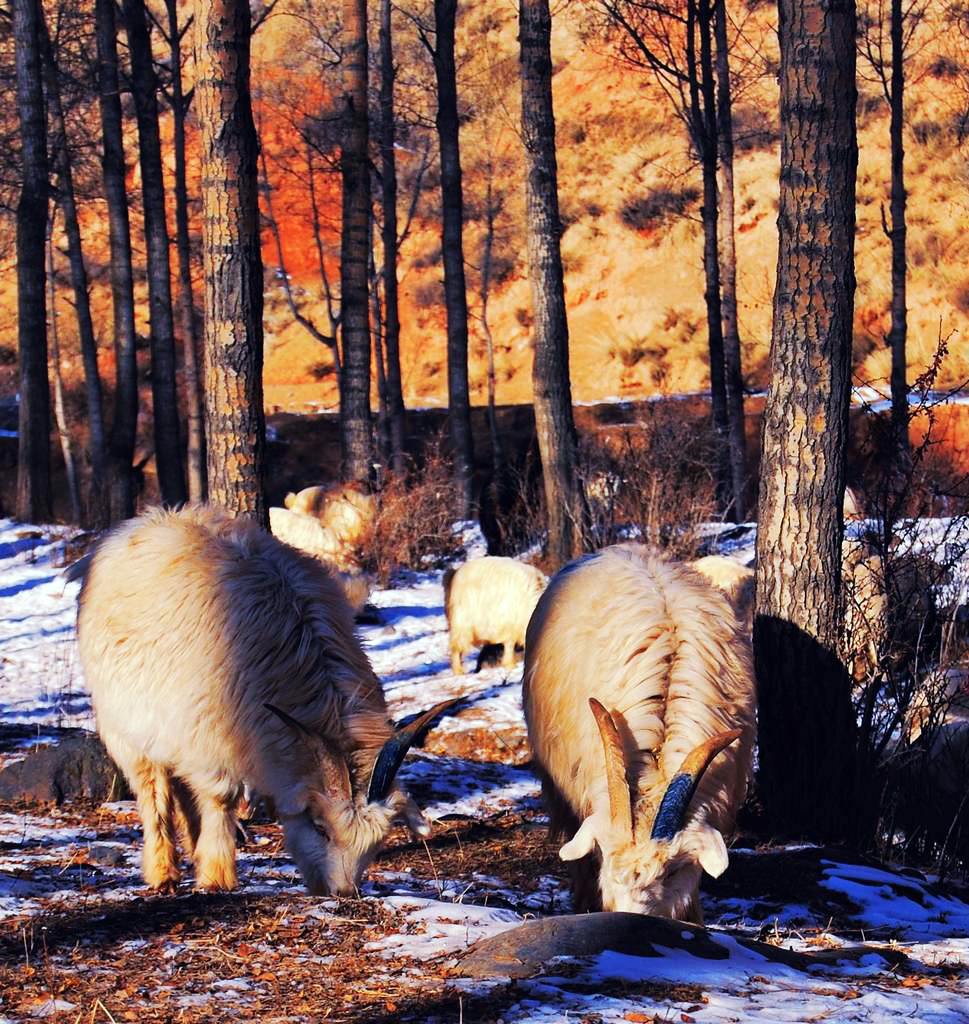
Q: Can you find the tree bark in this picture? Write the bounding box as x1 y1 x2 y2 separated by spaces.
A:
194 0 266 522
887 0 909 465
713 0 747 521
481 169 506 494
166 0 207 503
96 0 139 522
121 0 186 506
13 0 52 523
520 0 585 567
39 13 107 524
380 0 406 474
47 212 82 524
433 0 474 516
339 0 373 484
754 0 859 841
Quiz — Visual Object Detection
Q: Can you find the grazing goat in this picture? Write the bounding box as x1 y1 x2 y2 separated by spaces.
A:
523 545 756 923
688 555 755 632
443 556 548 674
70 505 448 895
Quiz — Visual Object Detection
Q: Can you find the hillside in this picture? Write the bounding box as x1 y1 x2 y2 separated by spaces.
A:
3 0 969 416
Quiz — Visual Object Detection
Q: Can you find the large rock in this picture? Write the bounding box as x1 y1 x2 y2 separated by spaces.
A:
0 728 128 804
456 912 910 980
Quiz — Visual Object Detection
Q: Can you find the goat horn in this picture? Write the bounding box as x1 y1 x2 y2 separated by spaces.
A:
650 729 743 841
367 697 464 803
589 698 634 841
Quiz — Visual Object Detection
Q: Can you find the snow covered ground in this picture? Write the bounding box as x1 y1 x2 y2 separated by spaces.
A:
1 518 968 1022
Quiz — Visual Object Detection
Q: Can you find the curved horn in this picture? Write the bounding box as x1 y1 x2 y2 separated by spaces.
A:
589 698 633 841
650 729 742 841
367 697 464 803
264 703 352 801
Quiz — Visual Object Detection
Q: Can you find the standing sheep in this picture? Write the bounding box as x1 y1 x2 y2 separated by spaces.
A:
70 506 448 895
524 545 756 923
443 556 548 674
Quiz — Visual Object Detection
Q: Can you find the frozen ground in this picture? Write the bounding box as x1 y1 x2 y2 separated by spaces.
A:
0 519 968 1022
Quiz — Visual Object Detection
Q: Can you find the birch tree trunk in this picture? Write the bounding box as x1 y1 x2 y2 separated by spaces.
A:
194 0 266 521
520 0 585 566
754 0 859 841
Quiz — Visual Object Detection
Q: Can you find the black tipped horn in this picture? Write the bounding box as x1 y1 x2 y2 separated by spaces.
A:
650 729 743 841
367 697 464 803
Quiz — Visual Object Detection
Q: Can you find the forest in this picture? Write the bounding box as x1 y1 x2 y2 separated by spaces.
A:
1 0 969 1021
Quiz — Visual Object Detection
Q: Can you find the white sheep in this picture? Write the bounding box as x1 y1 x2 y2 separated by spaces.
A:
443 556 548 674
687 555 755 632
523 545 756 923
69 505 449 895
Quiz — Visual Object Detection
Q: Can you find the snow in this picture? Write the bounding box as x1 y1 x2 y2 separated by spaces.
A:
0 517 968 1021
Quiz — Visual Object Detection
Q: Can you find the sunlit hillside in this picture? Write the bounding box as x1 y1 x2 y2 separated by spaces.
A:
3 0 969 414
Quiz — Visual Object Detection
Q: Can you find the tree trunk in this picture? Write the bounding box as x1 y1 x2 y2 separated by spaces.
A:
121 0 187 506
433 0 474 517
47 212 82 524
888 0 909 465
96 0 139 522
339 0 373 484
754 0 859 841
166 0 208 503
380 0 406 474
714 0 747 521
194 0 266 522
39 13 106 524
13 0 51 524
481 170 506 493
688 0 730 518
520 0 585 567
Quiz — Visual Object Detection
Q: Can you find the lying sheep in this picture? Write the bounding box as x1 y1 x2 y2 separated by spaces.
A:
688 555 755 632
524 545 756 923
443 556 548 674
69 505 449 895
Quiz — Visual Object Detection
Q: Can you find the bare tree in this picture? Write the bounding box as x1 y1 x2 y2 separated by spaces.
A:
13 0 52 523
163 0 207 502
121 0 186 505
96 0 139 521
754 0 859 841
858 0 930 468
520 0 585 566
194 0 266 520
39 9 107 523
339 0 374 483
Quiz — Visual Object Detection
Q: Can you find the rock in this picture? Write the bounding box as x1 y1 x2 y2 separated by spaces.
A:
456 912 910 980
87 843 127 867
0 730 128 804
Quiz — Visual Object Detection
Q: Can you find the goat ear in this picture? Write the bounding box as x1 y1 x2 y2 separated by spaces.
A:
694 827 729 878
265 704 351 802
559 815 600 861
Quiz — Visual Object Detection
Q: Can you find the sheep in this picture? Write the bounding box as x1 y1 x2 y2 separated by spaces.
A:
687 555 755 632
523 544 756 923
443 556 548 674
69 505 450 895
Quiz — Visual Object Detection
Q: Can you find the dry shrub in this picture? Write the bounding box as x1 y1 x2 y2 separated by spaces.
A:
619 185 700 233
364 444 464 585
578 404 718 560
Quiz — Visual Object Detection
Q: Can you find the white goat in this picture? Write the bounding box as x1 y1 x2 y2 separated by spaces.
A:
269 505 358 572
285 484 375 546
688 555 755 632
443 556 548 674
523 545 756 923
70 505 450 895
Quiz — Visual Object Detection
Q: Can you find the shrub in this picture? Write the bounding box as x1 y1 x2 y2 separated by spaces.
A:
619 185 700 233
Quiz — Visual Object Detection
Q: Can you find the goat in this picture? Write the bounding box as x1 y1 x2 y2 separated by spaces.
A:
69 505 450 895
443 556 548 674
523 545 756 923
285 484 375 546
687 555 755 632
268 505 358 572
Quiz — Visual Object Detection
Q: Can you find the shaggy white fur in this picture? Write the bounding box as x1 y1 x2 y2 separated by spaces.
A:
523 545 756 924
72 505 427 895
688 555 755 633
443 556 548 674
269 506 358 572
